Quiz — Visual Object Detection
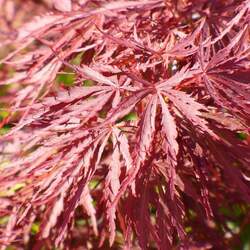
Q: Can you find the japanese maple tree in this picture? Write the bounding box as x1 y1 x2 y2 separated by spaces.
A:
0 0 249 249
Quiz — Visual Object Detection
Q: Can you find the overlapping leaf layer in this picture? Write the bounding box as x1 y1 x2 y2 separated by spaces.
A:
0 0 249 249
